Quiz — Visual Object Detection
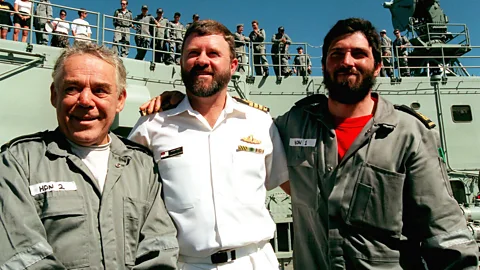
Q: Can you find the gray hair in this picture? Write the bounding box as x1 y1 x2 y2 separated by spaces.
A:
52 43 127 95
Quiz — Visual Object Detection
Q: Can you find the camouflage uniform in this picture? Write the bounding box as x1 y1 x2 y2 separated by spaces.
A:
234 27 250 73
271 30 292 77
133 13 156 61
112 8 133 57
381 34 393 77
167 20 184 65
275 93 479 270
293 52 311 76
249 29 269 76
34 0 52 45
393 35 410 76
153 16 169 63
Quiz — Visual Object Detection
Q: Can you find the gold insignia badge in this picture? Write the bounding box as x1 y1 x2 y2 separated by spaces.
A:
241 135 261 144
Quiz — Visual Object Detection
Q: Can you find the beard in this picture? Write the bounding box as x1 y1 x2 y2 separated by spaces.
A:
323 66 376 104
181 65 231 98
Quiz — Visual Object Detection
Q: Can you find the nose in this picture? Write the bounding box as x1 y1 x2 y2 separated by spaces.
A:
341 52 355 67
194 51 209 67
77 88 94 108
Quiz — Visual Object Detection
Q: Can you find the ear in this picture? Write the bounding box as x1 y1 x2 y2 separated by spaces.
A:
321 64 325 73
374 62 382 77
116 89 127 113
230 57 238 75
50 83 57 108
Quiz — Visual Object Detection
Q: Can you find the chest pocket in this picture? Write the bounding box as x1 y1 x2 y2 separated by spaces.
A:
124 197 149 266
38 194 89 269
287 147 319 209
345 163 405 236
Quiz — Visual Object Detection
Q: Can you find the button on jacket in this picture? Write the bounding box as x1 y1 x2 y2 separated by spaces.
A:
0 130 179 270
129 94 289 258
275 93 478 269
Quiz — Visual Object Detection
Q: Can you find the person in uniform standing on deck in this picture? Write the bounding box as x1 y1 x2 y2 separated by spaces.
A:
185 13 199 29
249 20 269 76
166 12 184 65
129 20 289 270
112 0 133 57
33 0 52 45
153 8 169 64
234 23 250 73
380 29 393 77
133 5 161 61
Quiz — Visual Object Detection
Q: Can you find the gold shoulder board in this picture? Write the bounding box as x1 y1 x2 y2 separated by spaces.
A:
394 104 436 129
232 96 270 113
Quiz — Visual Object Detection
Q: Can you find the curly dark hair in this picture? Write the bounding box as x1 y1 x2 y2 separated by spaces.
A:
321 18 381 67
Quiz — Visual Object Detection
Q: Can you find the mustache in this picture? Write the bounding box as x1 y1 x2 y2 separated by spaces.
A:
334 67 358 76
189 65 214 76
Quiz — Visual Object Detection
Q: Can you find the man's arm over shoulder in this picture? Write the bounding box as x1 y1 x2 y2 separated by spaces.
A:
0 146 66 269
132 160 178 269
265 116 289 191
404 126 478 268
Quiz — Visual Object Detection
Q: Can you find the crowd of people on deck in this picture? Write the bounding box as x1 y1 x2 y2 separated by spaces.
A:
0 0 416 78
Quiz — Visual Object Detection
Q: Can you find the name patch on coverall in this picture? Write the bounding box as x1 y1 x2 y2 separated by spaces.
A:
29 182 77 196
289 138 317 147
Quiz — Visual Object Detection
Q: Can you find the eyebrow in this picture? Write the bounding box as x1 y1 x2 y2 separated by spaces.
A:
63 79 113 89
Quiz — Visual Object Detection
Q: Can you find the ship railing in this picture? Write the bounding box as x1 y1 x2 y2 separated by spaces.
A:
249 41 311 77
0 0 101 46
102 14 186 64
388 44 480 78
409 22 470 46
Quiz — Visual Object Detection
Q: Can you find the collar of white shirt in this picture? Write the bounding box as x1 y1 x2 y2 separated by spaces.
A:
164 93 248 118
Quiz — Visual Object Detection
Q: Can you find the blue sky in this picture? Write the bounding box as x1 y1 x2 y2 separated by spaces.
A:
26 0 480 75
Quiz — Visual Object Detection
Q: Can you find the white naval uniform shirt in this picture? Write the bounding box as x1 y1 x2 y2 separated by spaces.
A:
129 94 289 258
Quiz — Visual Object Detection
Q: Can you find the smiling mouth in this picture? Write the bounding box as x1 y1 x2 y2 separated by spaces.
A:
72 116 98 122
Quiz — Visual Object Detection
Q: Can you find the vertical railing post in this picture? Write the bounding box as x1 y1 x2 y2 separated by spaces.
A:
29 0 34 44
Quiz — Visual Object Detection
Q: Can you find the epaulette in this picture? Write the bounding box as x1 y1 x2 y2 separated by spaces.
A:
118 136 153 156
294 94 327 106
394 104 436 129
1 131 47 152
232 96 270 113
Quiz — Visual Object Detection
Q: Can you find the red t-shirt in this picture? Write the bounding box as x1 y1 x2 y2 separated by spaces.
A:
334 98 377 160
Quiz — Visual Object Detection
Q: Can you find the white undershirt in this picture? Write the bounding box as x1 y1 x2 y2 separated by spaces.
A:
69 136 111 193
15 0 32 14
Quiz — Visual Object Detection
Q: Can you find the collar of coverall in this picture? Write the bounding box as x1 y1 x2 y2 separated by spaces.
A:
295 92 398 129
46 128 134 160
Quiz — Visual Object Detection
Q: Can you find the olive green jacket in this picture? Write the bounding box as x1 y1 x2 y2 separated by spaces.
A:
0 130 178 269
275 93 478 269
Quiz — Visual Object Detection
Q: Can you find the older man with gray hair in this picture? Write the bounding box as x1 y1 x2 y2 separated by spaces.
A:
0 43 178 269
